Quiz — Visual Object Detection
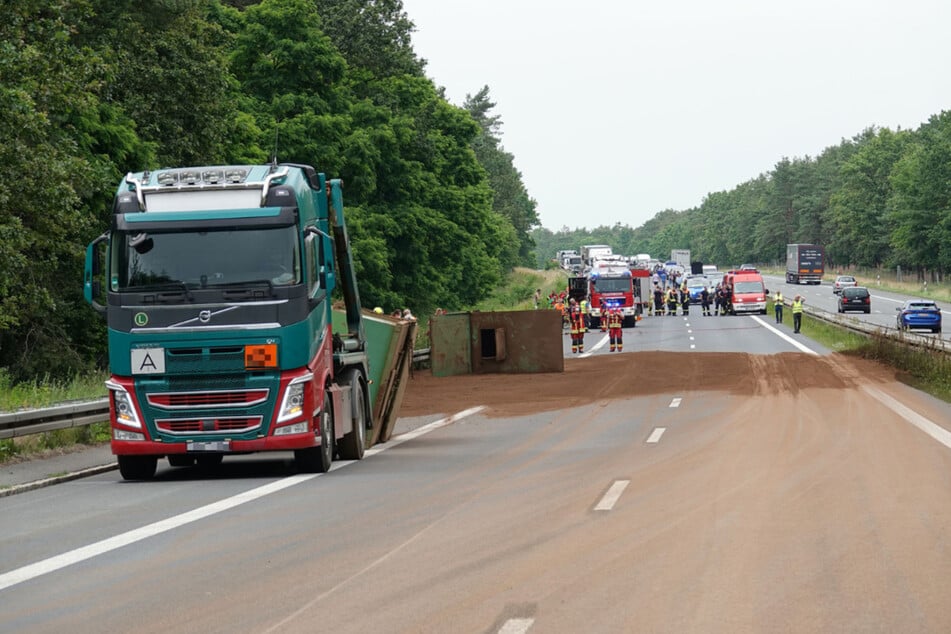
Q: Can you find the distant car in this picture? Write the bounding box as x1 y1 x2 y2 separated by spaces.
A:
739 264 758 271
837 286 870 313
896 299 942 333
832 275 858 294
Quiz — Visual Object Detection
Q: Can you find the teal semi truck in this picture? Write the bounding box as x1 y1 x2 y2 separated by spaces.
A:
84 164 374 480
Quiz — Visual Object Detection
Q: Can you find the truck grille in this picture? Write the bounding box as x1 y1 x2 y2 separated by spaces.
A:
155 416 263 435
147 389 269 409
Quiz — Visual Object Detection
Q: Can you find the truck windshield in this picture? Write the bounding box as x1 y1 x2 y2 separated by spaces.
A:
591 278 631 293
112 226 301 290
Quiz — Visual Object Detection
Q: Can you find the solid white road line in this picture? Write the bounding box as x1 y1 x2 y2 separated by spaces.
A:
0 407 486 593
498 618 535 634
669 398 682 408
0 475 318 593
864 387 951 450
594 480 630 511
751 315 818 355
364 406 486 454
646 427 666 443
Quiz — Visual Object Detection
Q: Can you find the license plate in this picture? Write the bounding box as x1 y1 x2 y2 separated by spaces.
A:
187 441 230 452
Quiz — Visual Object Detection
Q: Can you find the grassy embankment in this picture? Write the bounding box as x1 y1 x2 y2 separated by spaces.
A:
471 266 568 312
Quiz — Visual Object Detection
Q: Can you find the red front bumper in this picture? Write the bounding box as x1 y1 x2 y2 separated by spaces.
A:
112 433 318 456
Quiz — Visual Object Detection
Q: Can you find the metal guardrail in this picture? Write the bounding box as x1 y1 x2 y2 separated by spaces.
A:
0 398 110 440
1 348 434 440
789 301 951 353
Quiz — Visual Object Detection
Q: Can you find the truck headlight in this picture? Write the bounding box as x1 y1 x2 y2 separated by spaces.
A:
278 374 312 423
106 380 143 429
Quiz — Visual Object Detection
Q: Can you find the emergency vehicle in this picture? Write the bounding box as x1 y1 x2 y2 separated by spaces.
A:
721 270 768 315
588 261 637 328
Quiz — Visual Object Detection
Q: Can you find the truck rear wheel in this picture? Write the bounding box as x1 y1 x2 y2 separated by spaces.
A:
337 370 367 461
118 455 157 481
295 392 333 473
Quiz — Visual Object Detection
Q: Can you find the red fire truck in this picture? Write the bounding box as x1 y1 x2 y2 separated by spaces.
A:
588 262 637 328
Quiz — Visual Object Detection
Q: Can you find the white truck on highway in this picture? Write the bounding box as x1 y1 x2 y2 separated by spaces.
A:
671 249 691 271
581 244 613 266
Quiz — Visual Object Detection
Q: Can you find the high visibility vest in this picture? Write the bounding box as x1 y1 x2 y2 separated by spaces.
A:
774 292 783 303
792 300 804 313
580 300 588 314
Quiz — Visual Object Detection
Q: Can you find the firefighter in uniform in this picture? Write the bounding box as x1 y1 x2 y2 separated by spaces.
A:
580 298 589 331
569 299 585 353
653 285 665 316
700 286 711 316
717 284 730 315
666 287 678 316
608 306 624 352
680 286 690 315
600 298 608 332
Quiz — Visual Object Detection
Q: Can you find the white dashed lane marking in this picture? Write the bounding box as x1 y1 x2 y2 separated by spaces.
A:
646 427 666 443
594 480 631 511
498 618 535 633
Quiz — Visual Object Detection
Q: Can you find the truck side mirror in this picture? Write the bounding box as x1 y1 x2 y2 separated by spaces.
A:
84 232 109 315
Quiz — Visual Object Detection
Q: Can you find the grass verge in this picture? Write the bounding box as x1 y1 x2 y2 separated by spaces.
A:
473 267 568 312
0 371 110 465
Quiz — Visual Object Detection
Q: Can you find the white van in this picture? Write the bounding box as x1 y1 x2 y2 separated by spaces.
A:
702 264 718 276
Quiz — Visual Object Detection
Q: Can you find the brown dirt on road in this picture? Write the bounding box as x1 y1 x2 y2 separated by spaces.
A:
399 352 899 418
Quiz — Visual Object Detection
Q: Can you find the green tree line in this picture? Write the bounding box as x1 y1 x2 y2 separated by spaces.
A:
0 0 538 381
533 116 951 279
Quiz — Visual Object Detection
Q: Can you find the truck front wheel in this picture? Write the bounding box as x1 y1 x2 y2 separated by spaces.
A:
295 392 333 473
118 455 157 481
337 370 367 461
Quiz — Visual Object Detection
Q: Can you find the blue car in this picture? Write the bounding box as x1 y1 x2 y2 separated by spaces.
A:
685 275 710 304
896 299 942 334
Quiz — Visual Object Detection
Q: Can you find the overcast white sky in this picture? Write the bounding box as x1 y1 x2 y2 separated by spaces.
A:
402 0 951 231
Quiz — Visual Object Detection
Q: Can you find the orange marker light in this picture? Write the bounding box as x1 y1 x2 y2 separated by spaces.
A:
245 344 278 369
